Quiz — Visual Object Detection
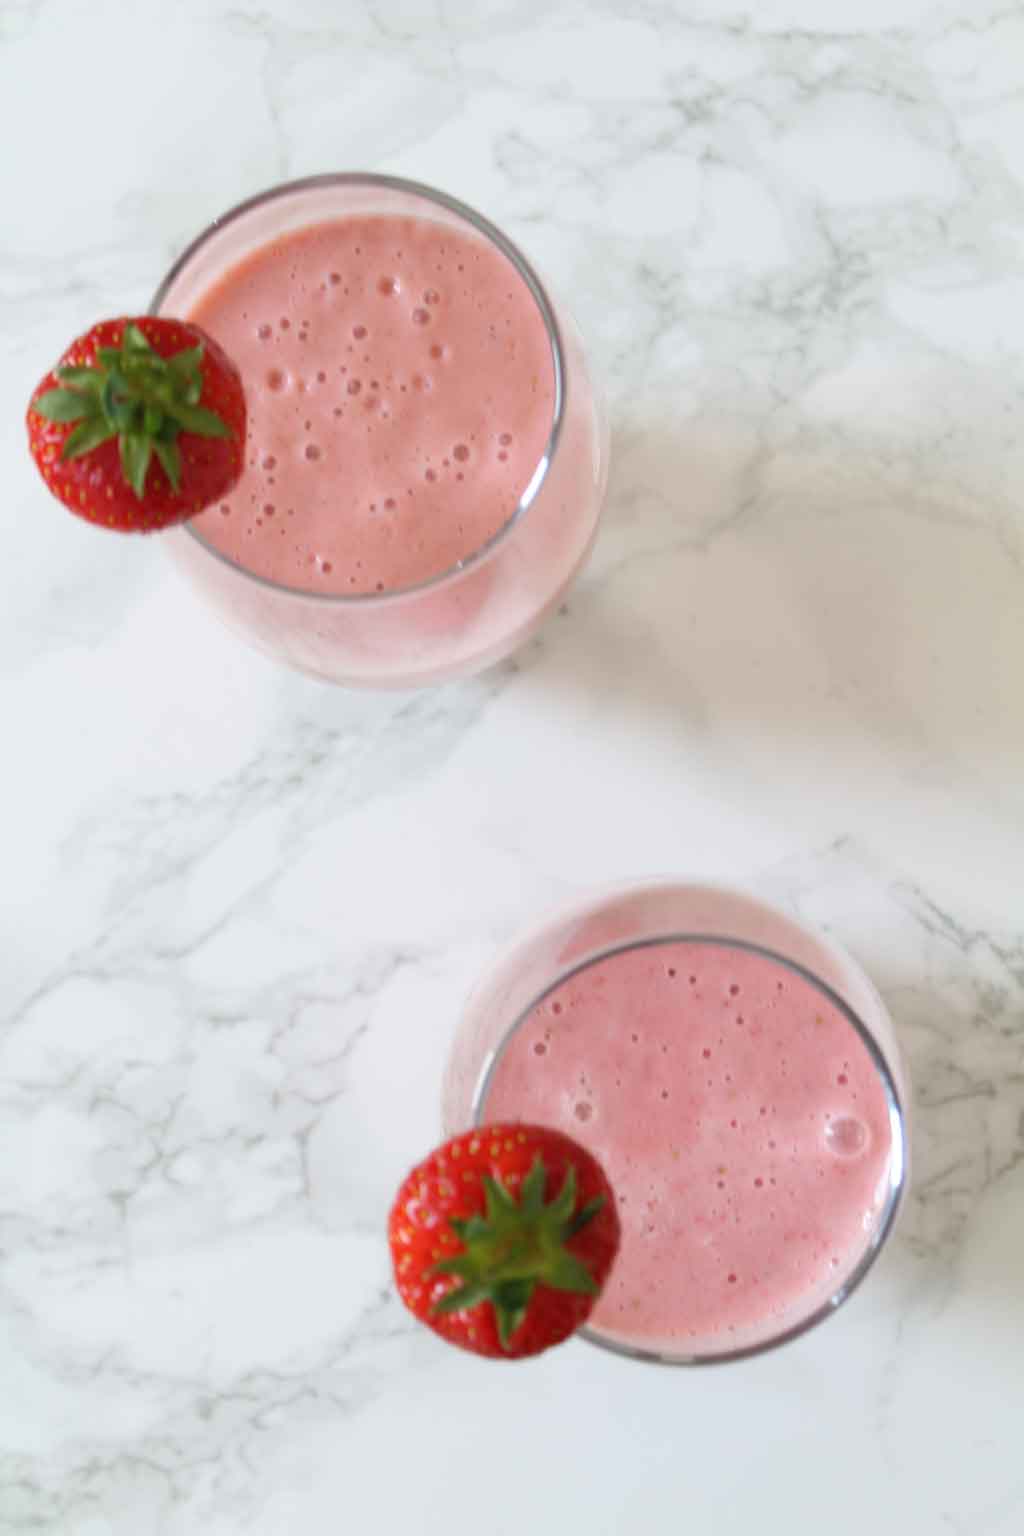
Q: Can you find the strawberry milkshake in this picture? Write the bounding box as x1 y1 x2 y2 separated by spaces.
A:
152 176 607 685
443 884 907 1362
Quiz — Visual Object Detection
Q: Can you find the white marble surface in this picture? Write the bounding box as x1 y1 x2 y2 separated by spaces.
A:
2 0 1024 1530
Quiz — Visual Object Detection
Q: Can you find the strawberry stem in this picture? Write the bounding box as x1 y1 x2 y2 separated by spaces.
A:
31 323 232 499
430 1156 605 1351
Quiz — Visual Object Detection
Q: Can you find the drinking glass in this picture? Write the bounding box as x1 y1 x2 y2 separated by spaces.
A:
151 174 608 688
443 881 909 1364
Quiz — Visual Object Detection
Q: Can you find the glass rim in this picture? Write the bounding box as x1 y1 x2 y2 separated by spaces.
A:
149 171 567 605
469 929 908 1367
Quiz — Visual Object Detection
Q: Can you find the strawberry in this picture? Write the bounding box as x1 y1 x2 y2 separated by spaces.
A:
389 1123 620 1359
26 317 246 531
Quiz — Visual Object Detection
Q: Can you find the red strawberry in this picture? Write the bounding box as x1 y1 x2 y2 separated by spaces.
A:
26 317 246 531
389 1123 620 1359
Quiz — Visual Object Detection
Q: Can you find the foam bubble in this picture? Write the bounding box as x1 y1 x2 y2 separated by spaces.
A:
824 1117 868 1157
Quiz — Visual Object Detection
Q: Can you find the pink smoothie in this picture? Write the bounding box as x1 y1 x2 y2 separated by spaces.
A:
483 940 895 1353
185 214 555 595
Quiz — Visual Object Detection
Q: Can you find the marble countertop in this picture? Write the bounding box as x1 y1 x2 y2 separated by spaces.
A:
3 1 1023 1531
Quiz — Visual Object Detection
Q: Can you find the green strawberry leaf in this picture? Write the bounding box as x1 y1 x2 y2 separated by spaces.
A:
152 438 182 492
565 1194 606 1238
33 387 92 424
120 433 153 500
173 403 231 438
540 1251 600 1296
122 323 153 354
546 1164 578 1226
433 1280 494 1316
62 416 117 460
492 1279 533 1347
519 1157 548 1218
54 366 105 392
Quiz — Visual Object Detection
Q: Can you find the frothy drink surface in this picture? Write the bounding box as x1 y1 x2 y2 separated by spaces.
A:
187 214 555 594
484 941 894 1351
